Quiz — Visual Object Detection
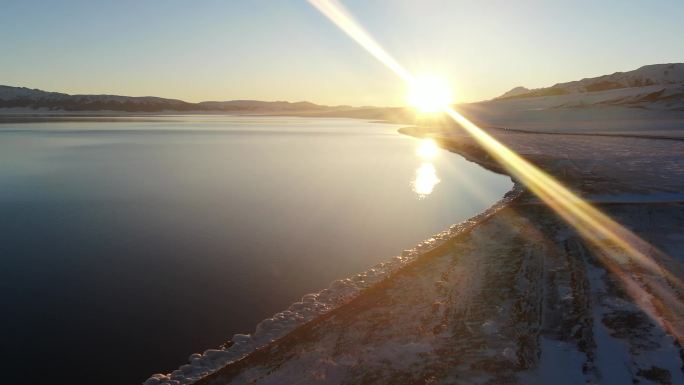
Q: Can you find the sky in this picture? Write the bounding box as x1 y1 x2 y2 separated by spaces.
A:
1 0 683 106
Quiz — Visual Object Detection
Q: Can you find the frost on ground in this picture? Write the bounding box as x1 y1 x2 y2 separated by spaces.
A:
173 127 684 385
147 75 684 384
143 188 521 385
191 201 684 385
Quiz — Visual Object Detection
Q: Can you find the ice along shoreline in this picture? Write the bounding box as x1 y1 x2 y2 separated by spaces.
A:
143 128 521 385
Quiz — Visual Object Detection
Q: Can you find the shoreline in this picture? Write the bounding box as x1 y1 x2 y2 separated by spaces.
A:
0 111 521 384
2 112 682 384
142 122 521 385
149 184 525 385
178 118 684 384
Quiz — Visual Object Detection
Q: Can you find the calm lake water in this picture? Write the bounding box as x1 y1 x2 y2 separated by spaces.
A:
0 116 511 385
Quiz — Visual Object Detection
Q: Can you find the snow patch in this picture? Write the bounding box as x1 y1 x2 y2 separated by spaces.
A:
144 186 521 385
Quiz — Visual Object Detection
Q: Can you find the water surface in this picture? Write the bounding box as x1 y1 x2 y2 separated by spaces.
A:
0 116 511 385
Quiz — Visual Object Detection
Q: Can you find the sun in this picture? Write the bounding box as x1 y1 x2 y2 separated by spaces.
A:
406 75 454 113
416 138 439 160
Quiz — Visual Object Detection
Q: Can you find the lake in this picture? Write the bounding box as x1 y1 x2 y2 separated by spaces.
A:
0 116 512 385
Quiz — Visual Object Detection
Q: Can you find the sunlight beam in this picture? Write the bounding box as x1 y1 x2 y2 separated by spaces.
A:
307 0 414 82
308 0 684 340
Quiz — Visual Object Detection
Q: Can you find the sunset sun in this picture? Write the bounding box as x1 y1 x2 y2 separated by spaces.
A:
406 76 454 113
3 1 682 384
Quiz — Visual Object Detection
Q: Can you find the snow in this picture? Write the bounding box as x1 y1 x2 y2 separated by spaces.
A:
586 250 684 385
520 338 587 385
496 63 684 99
140 63 684 384
185 188 684 384
585 192 684 203
459 64 684 138
0 85 69 100
144 190 520 385
458 91 684 137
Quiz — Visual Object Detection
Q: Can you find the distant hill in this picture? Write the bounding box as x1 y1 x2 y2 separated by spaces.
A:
495 63 684 105
453 63 684 138
0 85 337 113
497 86 531 99
198 100 330 112
4 63 684 117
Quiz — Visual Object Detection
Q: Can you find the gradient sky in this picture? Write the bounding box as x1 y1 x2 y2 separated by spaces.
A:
2 0 683 106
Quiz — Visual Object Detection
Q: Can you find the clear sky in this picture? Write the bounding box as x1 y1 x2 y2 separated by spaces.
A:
2 0 683 106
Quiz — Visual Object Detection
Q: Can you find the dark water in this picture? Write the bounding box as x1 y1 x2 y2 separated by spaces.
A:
0 116 511 385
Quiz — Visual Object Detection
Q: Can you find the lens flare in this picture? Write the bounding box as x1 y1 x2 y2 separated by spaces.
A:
407 76 454 113
307 0 413 82
308 0 684 340
416 138 439 160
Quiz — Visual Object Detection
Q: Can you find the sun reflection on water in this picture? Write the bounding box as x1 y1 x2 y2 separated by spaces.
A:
413 138 441 198
412 162 441 198
411 138 440 199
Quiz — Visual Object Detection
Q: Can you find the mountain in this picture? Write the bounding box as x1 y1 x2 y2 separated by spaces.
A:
496 63 684 103
456 64 684 138
198 100 328 112
0 85 334 113
496 86 531 99
0 86 197 112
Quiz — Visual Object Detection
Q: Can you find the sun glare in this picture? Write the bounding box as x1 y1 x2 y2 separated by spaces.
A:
416 138 439 160
311 0 684 341
406 76 454 113
412 163 440 197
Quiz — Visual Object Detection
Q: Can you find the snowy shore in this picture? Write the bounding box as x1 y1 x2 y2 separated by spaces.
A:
141 64 684 384
194 197 684 385
164 124 684 385
143 177 523 385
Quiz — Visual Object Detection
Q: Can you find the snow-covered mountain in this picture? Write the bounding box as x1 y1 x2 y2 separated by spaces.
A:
4 64 683 114
457 64 684 137
0 85 332 113
495 63 684 108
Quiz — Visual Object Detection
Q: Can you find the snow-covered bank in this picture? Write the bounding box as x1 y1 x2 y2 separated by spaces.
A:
149 118 684 385
192 199 684 385
180 121 684 384
144 63 684 384
143 184 522 385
